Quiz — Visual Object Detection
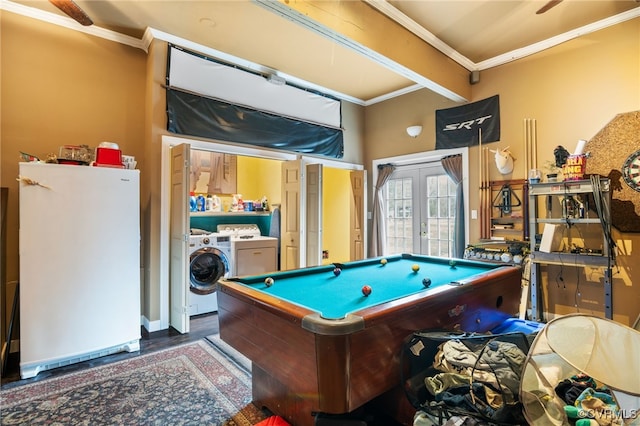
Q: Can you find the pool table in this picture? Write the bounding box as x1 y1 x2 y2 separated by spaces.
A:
217 254 522 426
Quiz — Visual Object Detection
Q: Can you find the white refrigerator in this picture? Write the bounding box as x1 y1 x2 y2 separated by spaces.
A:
18 162 141 379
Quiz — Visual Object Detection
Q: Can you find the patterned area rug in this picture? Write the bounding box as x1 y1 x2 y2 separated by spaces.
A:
0 340 267 425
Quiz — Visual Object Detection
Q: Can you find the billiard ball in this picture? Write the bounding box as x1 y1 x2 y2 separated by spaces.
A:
380 258 387 265
264 277 274 287
449 260 457 268
411 264 420 273
422 278 432 288
361 285 372 296
333 267 341 276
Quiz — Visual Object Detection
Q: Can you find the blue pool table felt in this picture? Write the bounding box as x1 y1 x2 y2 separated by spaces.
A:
229 255 501 319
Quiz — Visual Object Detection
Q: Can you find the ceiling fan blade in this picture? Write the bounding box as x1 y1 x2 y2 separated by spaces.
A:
49 0 93 26
536 0 563 14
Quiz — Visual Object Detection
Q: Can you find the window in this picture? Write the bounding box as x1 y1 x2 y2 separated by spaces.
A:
425 174 458 257
386 177 413 254
385 165 457 257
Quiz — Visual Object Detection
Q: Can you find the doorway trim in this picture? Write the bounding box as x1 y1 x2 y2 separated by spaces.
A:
371 147 470 248
160 134 362 331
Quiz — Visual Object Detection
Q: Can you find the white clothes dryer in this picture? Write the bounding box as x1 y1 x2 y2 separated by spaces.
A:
217 224 278 276
188 233 232 316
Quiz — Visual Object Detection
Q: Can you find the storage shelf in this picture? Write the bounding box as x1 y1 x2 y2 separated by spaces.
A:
529 251 609 268
536 218 601 225
528 177 612 321
529 179 609 196
190 211 271 217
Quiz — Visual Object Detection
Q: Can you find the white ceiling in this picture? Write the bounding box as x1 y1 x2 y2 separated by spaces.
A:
5 0 640 105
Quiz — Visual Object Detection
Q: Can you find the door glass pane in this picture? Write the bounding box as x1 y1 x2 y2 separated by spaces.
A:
384 165 458 258
427 176 438 196
438 198 448 218
428 199 437 217
385 177 413 255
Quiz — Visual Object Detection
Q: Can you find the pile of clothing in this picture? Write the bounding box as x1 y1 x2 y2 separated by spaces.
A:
402 331 532 426
423 337 528 424
556 374 622 426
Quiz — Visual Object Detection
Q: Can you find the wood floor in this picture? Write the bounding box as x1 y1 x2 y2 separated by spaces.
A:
1 312 219 388
1 312 406 425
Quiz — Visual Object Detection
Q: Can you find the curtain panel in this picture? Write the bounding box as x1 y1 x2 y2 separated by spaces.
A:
167 89 344 158
441 154 465 258
369 164 396 257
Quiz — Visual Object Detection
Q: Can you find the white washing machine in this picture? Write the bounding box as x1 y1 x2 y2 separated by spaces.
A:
217 224 278 276
188 233 232 316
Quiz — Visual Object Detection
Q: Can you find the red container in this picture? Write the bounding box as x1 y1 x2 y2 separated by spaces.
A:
94 147 123 168
562 154 587 181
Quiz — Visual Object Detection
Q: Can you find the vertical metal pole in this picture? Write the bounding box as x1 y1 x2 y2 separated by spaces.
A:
604 267 612 320
528 186 541 321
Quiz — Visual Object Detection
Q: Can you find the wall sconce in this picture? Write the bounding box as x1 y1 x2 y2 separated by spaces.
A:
406 125 422 138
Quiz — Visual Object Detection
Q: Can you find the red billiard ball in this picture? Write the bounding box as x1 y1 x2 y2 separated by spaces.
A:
362 285 372 296
333 267 341 276
265 277 274 287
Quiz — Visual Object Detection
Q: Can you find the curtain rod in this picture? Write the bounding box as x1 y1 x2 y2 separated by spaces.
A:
389 159 442 168
382 153 461 169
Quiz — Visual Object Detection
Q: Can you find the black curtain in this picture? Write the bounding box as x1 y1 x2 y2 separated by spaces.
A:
167 89 344 158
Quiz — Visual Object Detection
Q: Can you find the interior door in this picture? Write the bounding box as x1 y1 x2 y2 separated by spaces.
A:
306 163 322 267
281 160 303 270
350 170 366 260
170 143 190 334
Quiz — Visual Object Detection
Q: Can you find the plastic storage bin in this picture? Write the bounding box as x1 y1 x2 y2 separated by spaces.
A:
491 317 545 335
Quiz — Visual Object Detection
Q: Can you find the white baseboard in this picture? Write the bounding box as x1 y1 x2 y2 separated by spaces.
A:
142 316 163 333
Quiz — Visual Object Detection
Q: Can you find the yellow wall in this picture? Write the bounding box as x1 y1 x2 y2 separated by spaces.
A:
322 168 351 264
236 156 283 207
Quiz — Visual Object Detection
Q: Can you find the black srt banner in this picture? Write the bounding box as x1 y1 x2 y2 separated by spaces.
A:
435 95 500 150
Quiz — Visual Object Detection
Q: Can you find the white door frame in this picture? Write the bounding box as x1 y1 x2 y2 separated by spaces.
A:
159 135 363 331
371 147 470 251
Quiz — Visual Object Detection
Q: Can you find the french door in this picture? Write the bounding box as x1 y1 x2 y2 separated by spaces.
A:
385 163 457 257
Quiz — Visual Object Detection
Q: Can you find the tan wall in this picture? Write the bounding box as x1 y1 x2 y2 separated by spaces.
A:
3 10 638 330
1 13 147 340
364 18 640 324
462 18 639 325
143 39 169 324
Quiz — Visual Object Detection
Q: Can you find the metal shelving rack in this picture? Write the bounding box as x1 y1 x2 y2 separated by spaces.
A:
528 177 613 321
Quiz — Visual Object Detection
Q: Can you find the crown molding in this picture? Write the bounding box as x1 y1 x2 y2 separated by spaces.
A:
476 7 640 70
1 0 145 51
8 0 633 104
365 0 640 73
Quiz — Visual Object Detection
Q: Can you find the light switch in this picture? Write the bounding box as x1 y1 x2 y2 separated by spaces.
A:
471 209 478 219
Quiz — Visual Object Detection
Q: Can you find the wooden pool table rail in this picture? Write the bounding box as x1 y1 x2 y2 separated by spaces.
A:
218 265 521 426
